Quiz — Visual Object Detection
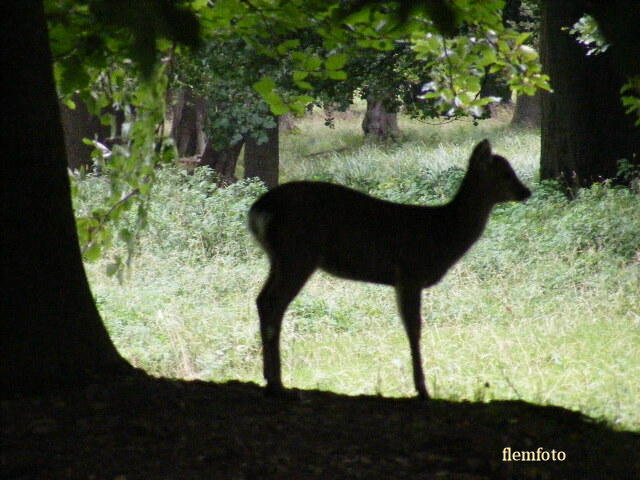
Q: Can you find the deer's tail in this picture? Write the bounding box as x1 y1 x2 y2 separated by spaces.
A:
248 202 273 248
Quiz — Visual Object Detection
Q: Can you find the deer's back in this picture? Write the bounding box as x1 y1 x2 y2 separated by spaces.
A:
250 181 457 286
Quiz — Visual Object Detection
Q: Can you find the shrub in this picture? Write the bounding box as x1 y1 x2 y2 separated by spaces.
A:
143 168 267 260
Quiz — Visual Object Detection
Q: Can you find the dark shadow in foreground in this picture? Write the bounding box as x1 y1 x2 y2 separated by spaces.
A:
3 376 638 479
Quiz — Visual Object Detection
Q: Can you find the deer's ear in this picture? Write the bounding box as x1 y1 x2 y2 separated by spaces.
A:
470 139 492 163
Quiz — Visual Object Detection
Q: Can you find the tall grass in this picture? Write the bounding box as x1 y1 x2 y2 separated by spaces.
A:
82 112 640 430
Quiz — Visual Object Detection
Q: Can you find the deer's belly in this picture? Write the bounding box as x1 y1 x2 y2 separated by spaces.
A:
318 255 396 286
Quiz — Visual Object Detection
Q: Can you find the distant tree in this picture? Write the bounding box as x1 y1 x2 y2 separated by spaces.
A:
510 90 541 128
335 3 547 140
244 115 280 189
171 40 288 184
170 88 207 160
60 96 109 170
339 45 418 141
508 1 541 128
60 95 127 171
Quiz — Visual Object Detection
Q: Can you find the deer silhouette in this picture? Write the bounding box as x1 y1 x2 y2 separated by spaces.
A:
249 139 531 398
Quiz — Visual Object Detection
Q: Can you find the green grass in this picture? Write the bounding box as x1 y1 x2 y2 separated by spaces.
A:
82 112 640 431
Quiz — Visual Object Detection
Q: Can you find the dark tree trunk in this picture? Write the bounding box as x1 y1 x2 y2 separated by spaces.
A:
60 96 126 171
479 73 512 113
170 88 207 158
1 2 131 397
200 139 244 184
244 116 279 189
540 0 640 188
362 97 400 141
60 96 111 171
511 91 542 128
171 88 245 183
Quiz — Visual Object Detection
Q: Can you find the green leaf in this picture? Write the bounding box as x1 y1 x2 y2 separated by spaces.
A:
276 39 300 55
289 102 306 115
289 97 312 115
269 102 289 115
303 56 322 71
325 53 347 71
291 51 307 63
518 45 538 61
375 39 394 51
253 76 276 97
343 6 373 26
84 242 101 262
59 60 90 94
63 97 77 109
328 70 347 80
294 95 314 104
294 80 314 90
293 70 309 81
191 0 209 9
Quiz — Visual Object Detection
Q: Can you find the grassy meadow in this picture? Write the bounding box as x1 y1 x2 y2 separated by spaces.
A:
79 110 640 430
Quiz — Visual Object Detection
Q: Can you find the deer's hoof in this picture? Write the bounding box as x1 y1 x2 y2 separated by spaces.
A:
264 383 300 400
416 391 431 401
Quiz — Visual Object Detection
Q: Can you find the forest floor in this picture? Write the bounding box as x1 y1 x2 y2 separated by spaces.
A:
3 373 639 480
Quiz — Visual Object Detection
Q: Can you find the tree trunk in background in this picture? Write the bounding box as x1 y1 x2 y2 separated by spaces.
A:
511 91 541 128
170 88 207 158
200 139 244 184
60 96 111 170
540 0 640 188
479 72 511 104
479 73 512 117
244 116 279 189
362 97 400 141
60 96 126 171
170 88 248 183
1 2 131 396
279 113 296 133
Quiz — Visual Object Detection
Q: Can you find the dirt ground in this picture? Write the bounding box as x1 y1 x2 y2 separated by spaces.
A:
3 374 639 479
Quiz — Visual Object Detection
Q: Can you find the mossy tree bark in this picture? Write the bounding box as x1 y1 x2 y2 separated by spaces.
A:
244 116 279 189
511 91 541 128
170 89 207 158
362 97 400 141
200 139 245 184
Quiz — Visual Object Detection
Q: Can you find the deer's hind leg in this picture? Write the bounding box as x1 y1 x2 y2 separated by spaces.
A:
257 251 317 396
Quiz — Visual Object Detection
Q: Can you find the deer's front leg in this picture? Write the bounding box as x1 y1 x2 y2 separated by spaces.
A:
395 278 429 399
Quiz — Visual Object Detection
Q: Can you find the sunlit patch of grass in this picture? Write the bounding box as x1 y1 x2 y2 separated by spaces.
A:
269 256 639 429
280 113 539 189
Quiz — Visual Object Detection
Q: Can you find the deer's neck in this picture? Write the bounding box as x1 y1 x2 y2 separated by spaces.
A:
446 174 495 243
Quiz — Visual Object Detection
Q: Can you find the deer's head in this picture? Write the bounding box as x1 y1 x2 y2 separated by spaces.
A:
468 139 531 204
